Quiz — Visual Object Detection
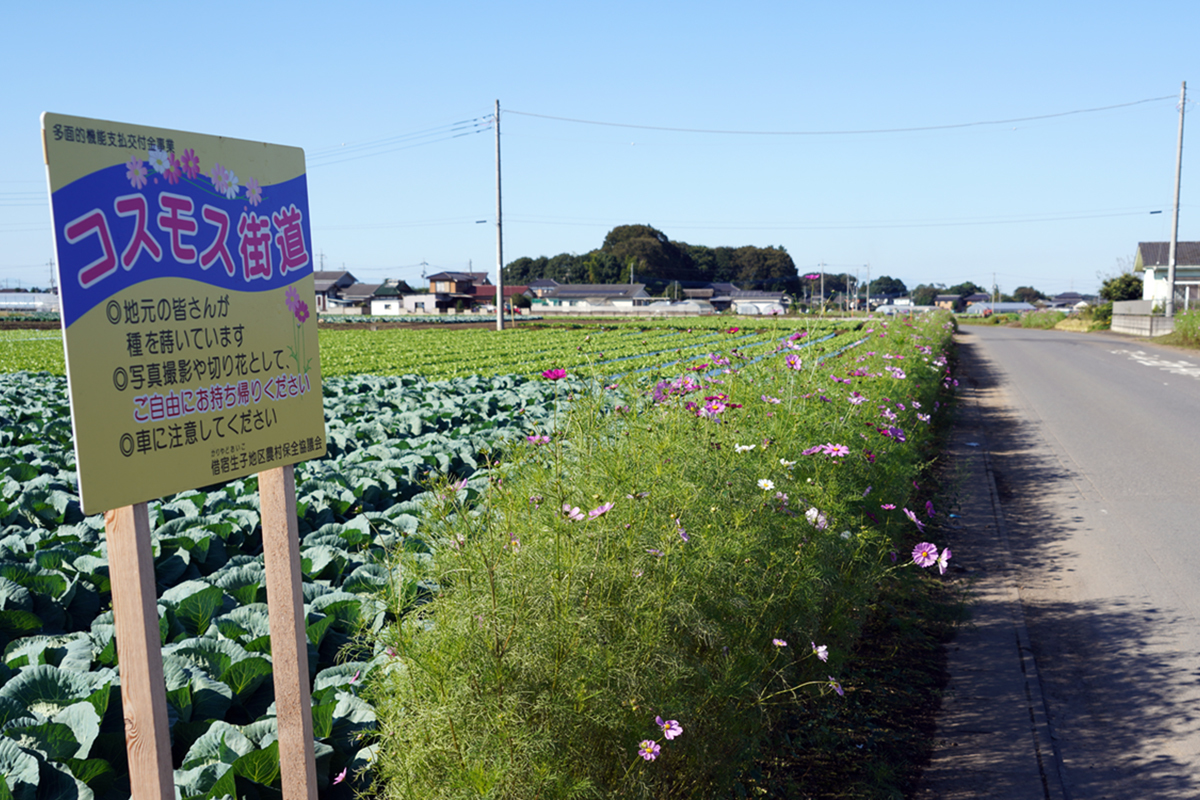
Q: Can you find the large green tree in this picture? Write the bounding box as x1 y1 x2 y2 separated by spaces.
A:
869 275 907 296
505 225 798 287
946 281 986 297
910 284 943 306
1099 272 1143 302
1012 286 1046 304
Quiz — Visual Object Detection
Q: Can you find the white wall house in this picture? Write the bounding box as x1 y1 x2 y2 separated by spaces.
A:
1138 241 1200 311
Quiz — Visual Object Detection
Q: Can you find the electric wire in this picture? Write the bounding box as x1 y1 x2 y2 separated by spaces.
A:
505 95 1176 136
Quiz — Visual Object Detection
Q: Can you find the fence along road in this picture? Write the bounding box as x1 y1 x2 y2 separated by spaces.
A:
946 324 1200 798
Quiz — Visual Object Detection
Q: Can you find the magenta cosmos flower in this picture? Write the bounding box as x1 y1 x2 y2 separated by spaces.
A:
293 300 310 324
180 148 201 179
541 368 567 380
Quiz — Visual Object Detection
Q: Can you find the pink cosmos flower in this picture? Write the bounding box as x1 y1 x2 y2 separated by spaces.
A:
761 395 782 404
562 503 585 522
639 740 660 761
912 542 939 568
526 434 550 445
881 503 896 510
126 157 148 189
294 300 310 324
180 148 201 179
210 162 230 195
903 507 926 533
285 286 301 312
812 642 829 662
542 368 567 380
773 638 788 647
785 354 803 371
333 767 348 785
821 443 850 458
588 502 614 520
829 677 844 697
936 547 952 574
656 716 683 740
245 176 262 206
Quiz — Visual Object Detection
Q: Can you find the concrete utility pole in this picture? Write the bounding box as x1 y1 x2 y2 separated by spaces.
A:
495 100 505 331
1167 81 1186 318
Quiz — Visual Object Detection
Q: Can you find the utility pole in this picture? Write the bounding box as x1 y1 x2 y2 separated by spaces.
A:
819 264 825 315
1167 80 1186 318
494 100 505 331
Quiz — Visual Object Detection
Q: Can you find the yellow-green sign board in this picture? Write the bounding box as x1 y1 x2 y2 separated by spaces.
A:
43 113 325 513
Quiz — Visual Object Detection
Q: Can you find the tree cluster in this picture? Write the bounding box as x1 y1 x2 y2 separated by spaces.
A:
502 224 799 292
1099 272 1143 302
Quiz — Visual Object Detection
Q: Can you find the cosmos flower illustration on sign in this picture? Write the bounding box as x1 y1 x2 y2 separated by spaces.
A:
284 285 312 375
126 145 267 207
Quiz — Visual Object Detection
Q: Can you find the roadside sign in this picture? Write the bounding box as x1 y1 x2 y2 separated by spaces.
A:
42 113 325 513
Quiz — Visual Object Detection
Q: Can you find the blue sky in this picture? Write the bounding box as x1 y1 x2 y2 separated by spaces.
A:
3 0 1197 296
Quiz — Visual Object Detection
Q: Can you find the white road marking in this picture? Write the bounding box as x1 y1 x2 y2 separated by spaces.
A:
1111 349 1200 379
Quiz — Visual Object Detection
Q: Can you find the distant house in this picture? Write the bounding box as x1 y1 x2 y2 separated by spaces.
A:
527 278 561 298
533 283 651 311
313 271 357 312
421 271 493 312
1045 292 1093 310
730 290 788 316
368 279 416 315
934 294 963 311
963 292 991 306
467 284 532 308
1137 241 1200 310
684 282 738 311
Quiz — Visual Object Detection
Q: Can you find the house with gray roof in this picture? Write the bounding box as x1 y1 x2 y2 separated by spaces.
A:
532 284 651 311
1137 241 1200 310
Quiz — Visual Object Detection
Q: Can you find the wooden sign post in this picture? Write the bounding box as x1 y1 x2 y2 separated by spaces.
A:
106 503 174 800
261 465 319 800
44 113 326 799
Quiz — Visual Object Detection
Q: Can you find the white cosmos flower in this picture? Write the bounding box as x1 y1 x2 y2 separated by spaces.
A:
146 148 171 174
735 444 756 453
757 478 775 491
224 171 240 199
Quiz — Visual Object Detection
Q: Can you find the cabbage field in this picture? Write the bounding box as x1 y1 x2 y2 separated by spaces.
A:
0 317 906 799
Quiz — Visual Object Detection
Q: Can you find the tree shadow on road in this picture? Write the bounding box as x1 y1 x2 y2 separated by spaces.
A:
950 331 1200 799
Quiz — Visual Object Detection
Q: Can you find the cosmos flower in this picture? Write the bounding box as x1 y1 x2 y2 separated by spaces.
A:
656 716 683 740
912 542 939 568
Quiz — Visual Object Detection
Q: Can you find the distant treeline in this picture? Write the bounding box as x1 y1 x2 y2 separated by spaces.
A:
502 224 806 293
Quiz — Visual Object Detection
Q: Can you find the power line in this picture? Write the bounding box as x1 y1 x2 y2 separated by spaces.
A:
506 95 1176 136
307 115 492 168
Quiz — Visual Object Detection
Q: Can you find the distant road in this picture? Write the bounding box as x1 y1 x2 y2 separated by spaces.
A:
959 324 1200 798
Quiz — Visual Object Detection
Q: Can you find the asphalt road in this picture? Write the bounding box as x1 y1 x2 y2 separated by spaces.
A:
954 324 1200 799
